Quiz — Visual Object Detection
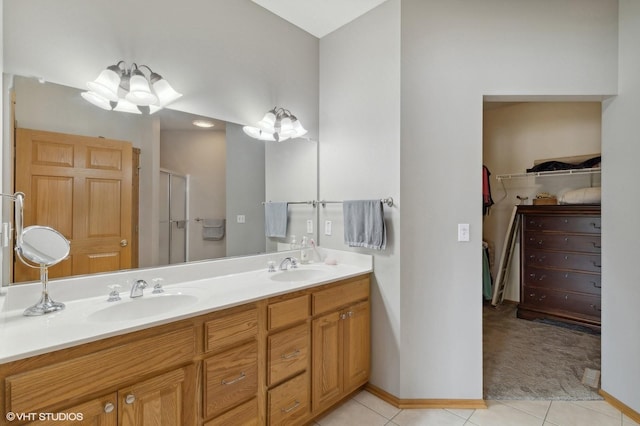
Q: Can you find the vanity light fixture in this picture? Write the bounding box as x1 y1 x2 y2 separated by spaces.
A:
242 107 307 142
81 61 182 114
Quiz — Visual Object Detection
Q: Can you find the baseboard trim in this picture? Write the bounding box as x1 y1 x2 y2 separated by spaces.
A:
364 383 487 409
600 389 640 423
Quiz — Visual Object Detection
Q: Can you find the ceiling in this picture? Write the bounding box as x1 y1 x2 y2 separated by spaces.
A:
251 0 388 38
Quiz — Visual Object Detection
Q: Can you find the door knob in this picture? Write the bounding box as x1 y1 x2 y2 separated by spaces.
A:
120 239 128 247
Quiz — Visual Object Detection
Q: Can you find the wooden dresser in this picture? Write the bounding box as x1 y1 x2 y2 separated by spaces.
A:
517 204 601 330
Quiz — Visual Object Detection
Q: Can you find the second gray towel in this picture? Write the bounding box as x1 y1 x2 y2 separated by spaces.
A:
343 200 386 250
264 202 288 238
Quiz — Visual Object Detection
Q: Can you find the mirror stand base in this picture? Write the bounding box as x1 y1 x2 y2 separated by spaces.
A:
23 295 65 316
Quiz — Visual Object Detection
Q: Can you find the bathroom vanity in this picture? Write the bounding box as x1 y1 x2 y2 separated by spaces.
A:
0 252 371 425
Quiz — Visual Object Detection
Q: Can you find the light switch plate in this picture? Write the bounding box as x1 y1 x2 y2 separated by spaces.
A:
458 223 470 242
325 220 332 236
306 219 313 234
237 215 245 224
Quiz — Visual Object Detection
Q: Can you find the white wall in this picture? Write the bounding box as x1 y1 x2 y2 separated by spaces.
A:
601 0 640 414
483 102 602 301
160 129 227 261
320 0 401 395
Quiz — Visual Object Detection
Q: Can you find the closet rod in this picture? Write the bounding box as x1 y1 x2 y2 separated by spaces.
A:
262 200 317 207
495 167 601 180
320 197 394 208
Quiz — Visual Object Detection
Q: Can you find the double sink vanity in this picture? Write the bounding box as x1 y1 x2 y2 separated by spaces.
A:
0 249 372 425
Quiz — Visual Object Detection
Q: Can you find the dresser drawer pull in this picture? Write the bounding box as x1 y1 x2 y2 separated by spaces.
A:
591 222 601 230
565 295 569 300
592 281 602 289
281 400 301 413
592 242 602 249
592 262 602 268
590 304 602 312
281 349 301 360
538 295 546 301
537 274 547 281
221 372 246 385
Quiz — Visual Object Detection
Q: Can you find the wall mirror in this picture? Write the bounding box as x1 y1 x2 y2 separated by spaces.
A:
2 75 318 285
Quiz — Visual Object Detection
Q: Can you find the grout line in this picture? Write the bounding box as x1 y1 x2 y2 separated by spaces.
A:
350 396 397 421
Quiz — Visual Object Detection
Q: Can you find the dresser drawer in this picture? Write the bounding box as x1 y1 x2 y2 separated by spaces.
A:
523 232 601 254
268 372 310 426
268 294 309 331
204 397 259 426
524 215 601 234
525 249 602 273
204 341 258 419
524 266 601 295
521 288 601 320
268 323 309 386
205 307 258 353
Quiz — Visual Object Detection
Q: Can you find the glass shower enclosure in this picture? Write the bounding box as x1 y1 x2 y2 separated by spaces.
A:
159 170 188 265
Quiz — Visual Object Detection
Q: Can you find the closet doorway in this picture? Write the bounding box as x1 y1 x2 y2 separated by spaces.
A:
482 101 602 400
159 170 188 265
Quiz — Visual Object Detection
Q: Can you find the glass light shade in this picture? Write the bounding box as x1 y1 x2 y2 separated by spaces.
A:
257 109 277 132
153 79 182 106
278 117 295 139
113 99 142 114
243 126 276 141
87 67 121 102
292 119 307 138
81 91 113 111
125 71 158 106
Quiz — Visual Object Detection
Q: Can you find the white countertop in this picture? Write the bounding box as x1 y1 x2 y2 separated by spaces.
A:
0 249 372 364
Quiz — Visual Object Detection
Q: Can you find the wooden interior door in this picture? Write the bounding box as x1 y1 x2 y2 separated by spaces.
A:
14 128 133 282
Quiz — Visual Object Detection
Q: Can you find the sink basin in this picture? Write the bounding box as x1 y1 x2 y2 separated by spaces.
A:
269 268 327 282
88 293 199 322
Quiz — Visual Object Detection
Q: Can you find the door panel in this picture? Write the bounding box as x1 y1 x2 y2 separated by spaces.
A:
15 128 132 282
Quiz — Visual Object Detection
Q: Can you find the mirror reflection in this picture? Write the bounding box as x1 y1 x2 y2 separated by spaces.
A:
2 76 318 285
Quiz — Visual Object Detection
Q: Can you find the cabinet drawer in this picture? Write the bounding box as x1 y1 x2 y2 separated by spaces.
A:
524 266 601 295
268 295 309 330
313 276 369 315
6 327 196 415
268 323 309 386
205 397 258 426
205 307 258 353
204 341 258 419
524 215 601 234
523 232 601 253
521 288 601 320
525 249 601 273
268 372 310 426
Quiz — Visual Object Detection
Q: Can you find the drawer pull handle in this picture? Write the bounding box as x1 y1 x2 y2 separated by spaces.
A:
591 222 601 230
590 304 602 312
281 400 301 413
592 242 602 249
281 349 301 360
104 402 115 413
538 274 547 281
592 281 602 289
539 295 546 301
592 262 602 268
564 256 569 260
222 372 246 385
125 394 135 405
565 295 569 300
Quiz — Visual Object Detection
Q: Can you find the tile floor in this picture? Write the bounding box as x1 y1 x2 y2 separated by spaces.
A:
314 390 640 426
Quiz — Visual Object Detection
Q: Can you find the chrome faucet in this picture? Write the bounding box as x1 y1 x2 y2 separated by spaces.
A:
279 256 299 270
130 279 148 298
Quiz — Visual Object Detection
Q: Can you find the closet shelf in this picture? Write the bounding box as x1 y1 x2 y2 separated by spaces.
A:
495 167 601 180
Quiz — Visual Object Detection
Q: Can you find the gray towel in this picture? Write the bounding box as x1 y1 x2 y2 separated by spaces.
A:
264 202 288 238
343 200 386 250
202 219 225 241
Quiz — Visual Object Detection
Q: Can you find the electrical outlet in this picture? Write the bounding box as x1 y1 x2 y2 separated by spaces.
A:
458 223 470 242
306 219 313 234
324 220 332 236
237 215 245 224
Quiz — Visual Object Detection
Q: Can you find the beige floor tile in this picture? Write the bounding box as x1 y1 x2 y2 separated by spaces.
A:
444 408 475 420
545 401 621 426
624 414 640 426
495 400 551 419
571 400 622 419
316 399 389 426
391 408 467 426
352 390 401 419
467 401 544 426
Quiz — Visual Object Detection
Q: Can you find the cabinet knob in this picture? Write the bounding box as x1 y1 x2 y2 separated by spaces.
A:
104 402 115 413
125 394 135 404
340 313 347 320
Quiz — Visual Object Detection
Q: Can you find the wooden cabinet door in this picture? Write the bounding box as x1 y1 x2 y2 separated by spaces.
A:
343 301 370 393
119 368 189 426
25 393 117 426
14 128 132 282
311 311 343 412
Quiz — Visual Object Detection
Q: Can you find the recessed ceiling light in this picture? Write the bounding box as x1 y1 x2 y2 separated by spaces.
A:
192 119 215 128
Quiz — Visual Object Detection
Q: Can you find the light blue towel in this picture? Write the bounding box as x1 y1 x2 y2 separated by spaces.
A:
343 200 386 250
264 202 288 238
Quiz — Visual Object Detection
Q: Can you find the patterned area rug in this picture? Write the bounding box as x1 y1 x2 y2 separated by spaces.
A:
483 302 602 400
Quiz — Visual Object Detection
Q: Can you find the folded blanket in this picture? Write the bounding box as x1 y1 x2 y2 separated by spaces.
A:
264 202 288 238
343 200 386 250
